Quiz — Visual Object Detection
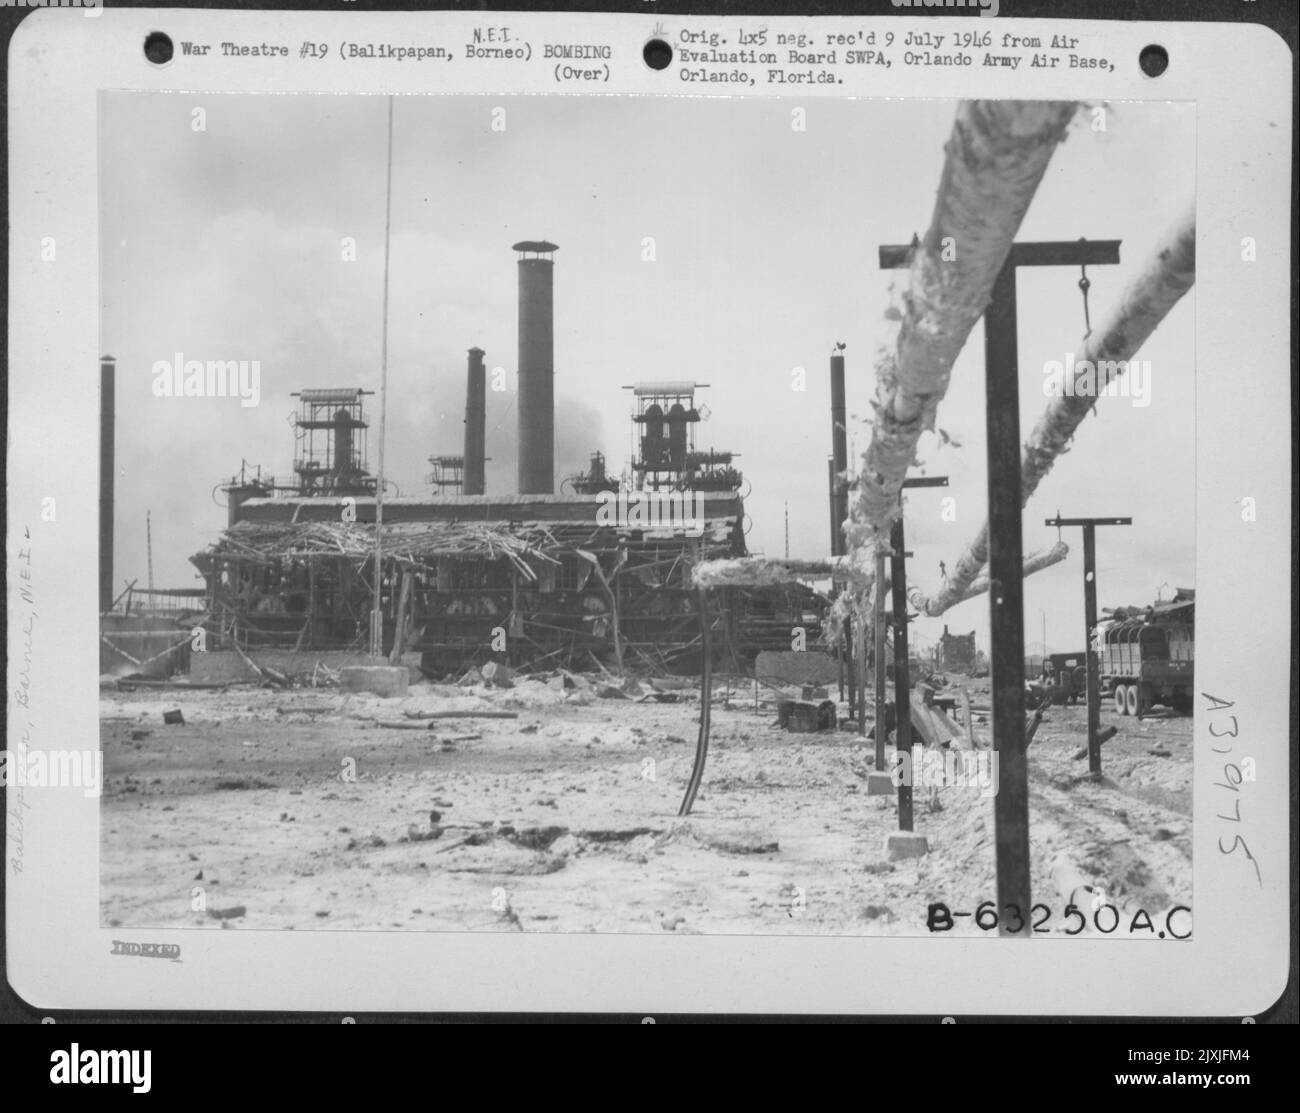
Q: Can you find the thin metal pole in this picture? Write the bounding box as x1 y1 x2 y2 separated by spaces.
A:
890 517 912 832
984 260 1030 932
874 545 887 769
1082 524 1101 773
830 458 844 703
370 95 395 658
99 356 116 614
1046 515 1130 774
830 351 849 543
845 619 856 721
679 589 712 816
857 614 867 736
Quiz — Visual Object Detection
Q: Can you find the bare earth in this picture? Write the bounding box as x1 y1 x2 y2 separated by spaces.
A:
100 676 1192 938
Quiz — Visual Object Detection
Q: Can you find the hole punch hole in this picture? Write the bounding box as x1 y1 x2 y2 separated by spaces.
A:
643 39 672 71
144 31 174 66
1138 44 1168 78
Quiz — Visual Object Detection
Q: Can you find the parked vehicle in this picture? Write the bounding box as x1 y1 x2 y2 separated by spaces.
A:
1028 651 1088 705
1098 593 1194 716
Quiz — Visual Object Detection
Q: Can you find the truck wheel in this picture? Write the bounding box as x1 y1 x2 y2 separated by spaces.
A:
1124 684 1139 717
1114 685 1129 715
1136 683 1153 718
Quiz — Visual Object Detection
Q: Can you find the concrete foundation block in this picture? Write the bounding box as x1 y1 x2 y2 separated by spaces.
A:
866 772 896 796
340 665 409 699
884 831 930 860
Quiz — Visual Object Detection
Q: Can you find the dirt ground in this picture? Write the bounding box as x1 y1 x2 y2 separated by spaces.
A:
100 672 1192 937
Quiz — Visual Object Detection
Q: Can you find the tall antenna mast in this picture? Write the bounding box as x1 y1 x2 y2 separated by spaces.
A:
146 509 154 595
369 95 395 658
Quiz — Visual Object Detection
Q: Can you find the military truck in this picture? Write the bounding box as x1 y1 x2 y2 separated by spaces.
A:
1098 592 1194 716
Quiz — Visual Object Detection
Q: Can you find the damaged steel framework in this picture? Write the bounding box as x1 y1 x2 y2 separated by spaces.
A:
191 494 826 675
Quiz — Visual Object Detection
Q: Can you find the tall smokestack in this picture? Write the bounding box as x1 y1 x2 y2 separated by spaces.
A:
829 348 848 555
100 355 116 613
463 347 486 495
513 240 558 494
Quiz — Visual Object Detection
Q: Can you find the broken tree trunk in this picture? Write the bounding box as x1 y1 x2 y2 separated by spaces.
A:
691 555 865 590
231 639 290 688
953 540 1070 605
850 100 1079 545
388 569 412 664
911 203 1196 617
576 549 624 672
692 542 1065 594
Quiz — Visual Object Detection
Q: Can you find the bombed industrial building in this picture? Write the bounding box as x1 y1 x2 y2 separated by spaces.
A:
98 94 1195 937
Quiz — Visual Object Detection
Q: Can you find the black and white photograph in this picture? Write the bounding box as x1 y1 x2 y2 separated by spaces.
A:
94 92 1198 938
4 1 1293 1029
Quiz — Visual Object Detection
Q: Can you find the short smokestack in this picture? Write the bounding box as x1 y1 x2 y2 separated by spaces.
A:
463 347 486 495
829 348 848 556
331 408 354 481
514 240 558 494
100 355 116 613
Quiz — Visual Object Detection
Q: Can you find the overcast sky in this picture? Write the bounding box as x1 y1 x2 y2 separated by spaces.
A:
101 93 1194 654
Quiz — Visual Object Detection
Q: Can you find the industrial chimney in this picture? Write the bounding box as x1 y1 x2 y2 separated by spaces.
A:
463 347 486 495
100 355 116 613
513 240 558 494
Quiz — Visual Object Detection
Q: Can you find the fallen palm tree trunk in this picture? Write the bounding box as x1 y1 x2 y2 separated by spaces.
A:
691 555 864 590
851 100 1079 543
692 542 1065 594
956 540 1070 604
911 204 1196 617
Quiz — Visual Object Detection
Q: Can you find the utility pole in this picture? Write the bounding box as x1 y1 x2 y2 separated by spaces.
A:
1045 514 1132 774
891 475 949 832
369 95 395 659
828 349 855 722
873 546 887 767
881 236 1120 931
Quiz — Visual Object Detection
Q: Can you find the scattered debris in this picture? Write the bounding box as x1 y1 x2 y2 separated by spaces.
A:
345 834 387 850
401 708 518 721
214 776 275 791
480 662 515 688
